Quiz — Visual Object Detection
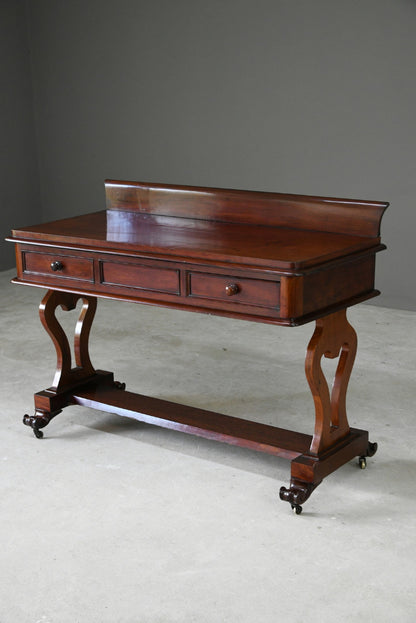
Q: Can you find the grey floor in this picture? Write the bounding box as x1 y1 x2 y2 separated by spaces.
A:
1 268 415 623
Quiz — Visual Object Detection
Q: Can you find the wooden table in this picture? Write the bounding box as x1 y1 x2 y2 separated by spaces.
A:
7 180 388 513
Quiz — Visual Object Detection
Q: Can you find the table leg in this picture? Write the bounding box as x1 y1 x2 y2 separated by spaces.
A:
23 290 119 438
280 309 377 513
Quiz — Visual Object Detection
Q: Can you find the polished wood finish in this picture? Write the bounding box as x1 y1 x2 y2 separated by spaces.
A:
306 309 357 456
188 271 279 309
73 385 312 460
11 209 385 270
105 179 386 237
8 180 388 512
22 248 94 282
21 290 116 438
39 290 97 390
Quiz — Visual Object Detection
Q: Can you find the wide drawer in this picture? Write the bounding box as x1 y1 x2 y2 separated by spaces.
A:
100 259 180 294
22 250 94 282
188 272 280 309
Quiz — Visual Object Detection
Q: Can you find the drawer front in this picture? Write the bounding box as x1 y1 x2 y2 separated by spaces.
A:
188 272 280 309
100 260 180 294
23 251 94 282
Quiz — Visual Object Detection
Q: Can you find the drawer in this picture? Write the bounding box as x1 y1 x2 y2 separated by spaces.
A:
100 260 180 295
22 251 94 282
188 272 280 309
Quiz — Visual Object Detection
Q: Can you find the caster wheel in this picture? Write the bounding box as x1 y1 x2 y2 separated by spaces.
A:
291 504 303 515
23 414 44 439
359 457 367 469
33 427 44 439
114 381 126 390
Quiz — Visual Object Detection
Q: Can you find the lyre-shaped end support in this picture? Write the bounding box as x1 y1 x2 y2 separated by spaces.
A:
305 309 357 456
39 290 97 391
24 290 123 438
22 290 99 438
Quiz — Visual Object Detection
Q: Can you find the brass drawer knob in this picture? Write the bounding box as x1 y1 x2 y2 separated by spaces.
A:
225 283 240 296
50 260 64 272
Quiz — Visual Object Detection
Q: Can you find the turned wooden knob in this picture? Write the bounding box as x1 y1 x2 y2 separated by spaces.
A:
50 260 64 271
225 283 240 296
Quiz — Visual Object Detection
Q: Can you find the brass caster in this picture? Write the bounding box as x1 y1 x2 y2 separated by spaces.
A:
359 457 367 469
291 504 303 515
113 381 126 390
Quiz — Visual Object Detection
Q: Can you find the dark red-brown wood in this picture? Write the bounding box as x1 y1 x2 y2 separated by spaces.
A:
105 179 387 237
72 385 312 461
11 210 385 271
8 180 387 512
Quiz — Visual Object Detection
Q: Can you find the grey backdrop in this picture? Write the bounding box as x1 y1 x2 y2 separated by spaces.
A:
2 0 415 310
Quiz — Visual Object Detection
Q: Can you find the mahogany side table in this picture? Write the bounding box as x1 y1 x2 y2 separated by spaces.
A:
7 180 388 513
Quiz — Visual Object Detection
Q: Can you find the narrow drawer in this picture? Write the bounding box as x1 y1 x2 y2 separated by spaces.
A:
188 272 280 309
22 251 94 282
100 260 180 294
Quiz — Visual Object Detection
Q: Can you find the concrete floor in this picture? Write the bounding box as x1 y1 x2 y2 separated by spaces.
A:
1 267 415 623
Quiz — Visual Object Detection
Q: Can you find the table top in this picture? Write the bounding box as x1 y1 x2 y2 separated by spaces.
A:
11 207 384 272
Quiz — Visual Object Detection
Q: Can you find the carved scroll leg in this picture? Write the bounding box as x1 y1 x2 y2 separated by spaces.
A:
24 290 117 438
279 478 321 515
23 409 62 439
